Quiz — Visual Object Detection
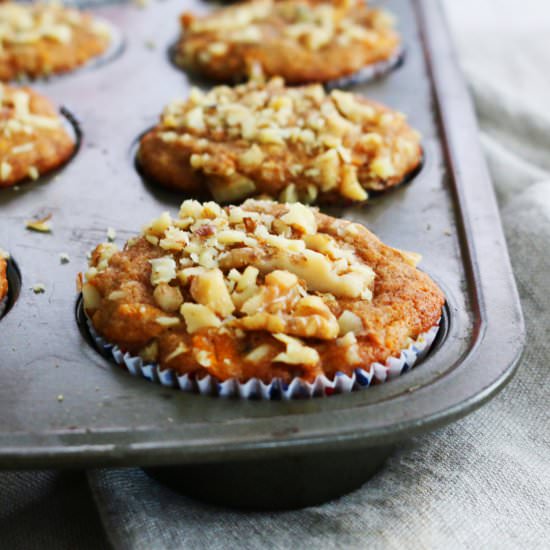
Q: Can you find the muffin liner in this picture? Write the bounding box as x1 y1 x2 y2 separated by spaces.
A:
325 47 405 89
86 316 440 400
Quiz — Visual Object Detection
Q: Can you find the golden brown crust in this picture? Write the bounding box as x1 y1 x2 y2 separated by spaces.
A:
0 84 75 187
138 78 421 204
0 2 111 81
0 257 7 303
83 200 444 384
175 0 400 84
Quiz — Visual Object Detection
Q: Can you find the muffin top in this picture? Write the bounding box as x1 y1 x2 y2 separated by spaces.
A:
0 254 7 303
139 78 421 204
0 2 111 81
0 83 75 187
82 200 444 384
175 0 399 84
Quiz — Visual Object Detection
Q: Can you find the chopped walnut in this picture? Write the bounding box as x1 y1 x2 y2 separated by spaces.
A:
82 198 444 381
141 77 421 204
83 200 398 369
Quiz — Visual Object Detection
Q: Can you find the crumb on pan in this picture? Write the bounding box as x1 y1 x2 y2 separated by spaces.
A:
82 200 444 384
133 0 150 10
0 84 75 187
0 2 111 81
25 213 53 233
175 0 400 84
138 78 421 203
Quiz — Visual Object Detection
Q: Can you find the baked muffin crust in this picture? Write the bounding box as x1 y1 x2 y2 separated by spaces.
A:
0 255 7 303
0 84 75 187
83 200 444 384
175 0 400 84
139 78 422 204
0 2 111 81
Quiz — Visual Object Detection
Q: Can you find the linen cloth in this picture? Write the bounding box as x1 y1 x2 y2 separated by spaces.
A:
1 1 549 548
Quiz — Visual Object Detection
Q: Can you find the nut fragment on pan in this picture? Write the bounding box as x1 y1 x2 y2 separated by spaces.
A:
82 200 444 385
0 84 75 188
175 0 400 84
138 78 422 204
0 2 111 81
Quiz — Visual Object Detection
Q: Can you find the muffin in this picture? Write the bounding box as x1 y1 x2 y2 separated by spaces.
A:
0 2 111 81
82 200 444 396
138 78 421 204
0 84 75 188
174 0 400 85
0 254 7 305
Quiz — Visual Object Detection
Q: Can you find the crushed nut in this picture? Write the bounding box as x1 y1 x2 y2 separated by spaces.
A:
26 213 52 233
149 257 177 286
84 199 421 372
145 75 421 204
273 333 319 365
180 302 221 333
107 227 116 242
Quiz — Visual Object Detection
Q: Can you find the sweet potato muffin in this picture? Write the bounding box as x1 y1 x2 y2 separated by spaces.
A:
138 78 421 204
0 2 111 81
0 255 7 304
82 200 444 384
175 0 400 84
0 83 75 187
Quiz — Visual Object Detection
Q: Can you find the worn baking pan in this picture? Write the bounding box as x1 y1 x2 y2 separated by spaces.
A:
0 0 524 510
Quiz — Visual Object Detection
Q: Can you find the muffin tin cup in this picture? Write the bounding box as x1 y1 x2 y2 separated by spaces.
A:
325 47 405 89
169 44 404 89
86 316 440 400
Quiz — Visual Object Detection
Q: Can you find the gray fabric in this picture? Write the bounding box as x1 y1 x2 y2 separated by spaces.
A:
0 470 109 549
87 1 550 549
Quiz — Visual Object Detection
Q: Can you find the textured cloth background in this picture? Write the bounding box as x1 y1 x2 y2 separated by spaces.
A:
0 471 108 549
1 1 550 548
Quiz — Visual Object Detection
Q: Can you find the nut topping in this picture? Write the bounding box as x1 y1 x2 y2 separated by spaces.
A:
83 199 443 379
85 200 376 357
140 78 422 203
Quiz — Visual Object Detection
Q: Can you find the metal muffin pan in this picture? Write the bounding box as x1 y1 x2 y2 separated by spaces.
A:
0 0 524 509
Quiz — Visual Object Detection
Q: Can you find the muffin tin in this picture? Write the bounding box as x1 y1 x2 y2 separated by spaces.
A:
0 0 524 509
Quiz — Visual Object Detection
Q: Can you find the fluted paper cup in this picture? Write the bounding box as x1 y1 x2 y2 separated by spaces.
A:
87 317 440 400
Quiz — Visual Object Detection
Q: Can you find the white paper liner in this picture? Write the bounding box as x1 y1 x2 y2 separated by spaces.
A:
86 316 440 400
325 47 405 89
